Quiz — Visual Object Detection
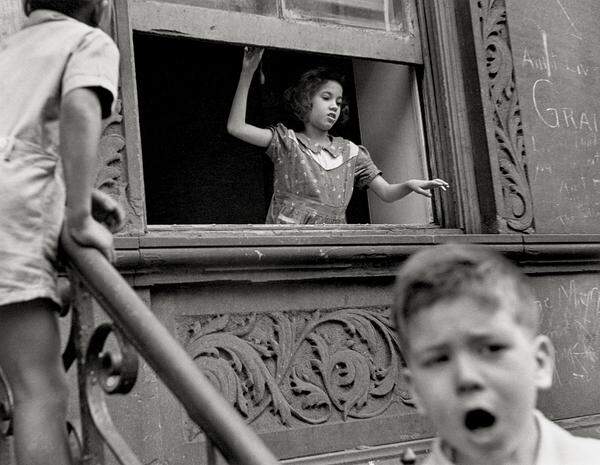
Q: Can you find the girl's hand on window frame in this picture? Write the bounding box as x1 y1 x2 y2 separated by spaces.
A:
242 46 264 74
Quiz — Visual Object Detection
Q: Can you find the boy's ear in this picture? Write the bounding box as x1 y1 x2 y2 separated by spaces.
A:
532 335 555 390
402 368 426 415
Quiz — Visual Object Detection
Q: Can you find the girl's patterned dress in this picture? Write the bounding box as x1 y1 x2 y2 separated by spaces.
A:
265 123 381 224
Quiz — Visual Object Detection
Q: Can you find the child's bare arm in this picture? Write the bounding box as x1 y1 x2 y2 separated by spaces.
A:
227 46 273 148
369 175 449 203
60 87 115 262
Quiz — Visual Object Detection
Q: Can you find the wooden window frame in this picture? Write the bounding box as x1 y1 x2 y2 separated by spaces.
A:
116 0 483 237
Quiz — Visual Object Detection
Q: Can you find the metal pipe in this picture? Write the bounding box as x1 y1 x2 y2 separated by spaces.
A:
61 231 280 465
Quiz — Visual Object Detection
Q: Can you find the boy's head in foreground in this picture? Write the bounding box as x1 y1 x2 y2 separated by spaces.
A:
23 0 109 27
392 244 555 464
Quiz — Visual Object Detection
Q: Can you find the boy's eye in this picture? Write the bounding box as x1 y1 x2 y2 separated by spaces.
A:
422 354 449 367
480 344 507 356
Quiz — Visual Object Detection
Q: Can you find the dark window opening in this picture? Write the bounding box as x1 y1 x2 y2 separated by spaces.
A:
134 32 370 225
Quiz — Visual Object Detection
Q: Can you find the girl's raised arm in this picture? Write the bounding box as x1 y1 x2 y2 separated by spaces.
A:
227 46 273 148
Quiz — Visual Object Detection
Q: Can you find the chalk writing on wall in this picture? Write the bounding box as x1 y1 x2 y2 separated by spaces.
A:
534 274 600 419
507 0 600 233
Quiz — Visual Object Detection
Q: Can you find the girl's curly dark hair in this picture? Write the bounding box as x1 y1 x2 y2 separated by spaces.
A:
283 67 350 127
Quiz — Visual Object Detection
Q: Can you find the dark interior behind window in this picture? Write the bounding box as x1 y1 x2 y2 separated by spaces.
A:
134 32 370 224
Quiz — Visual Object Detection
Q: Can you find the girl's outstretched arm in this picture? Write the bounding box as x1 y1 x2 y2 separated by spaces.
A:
227 46 273 148
369 175 449 203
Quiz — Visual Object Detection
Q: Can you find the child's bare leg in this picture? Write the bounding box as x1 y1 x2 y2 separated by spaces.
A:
0 299 73 465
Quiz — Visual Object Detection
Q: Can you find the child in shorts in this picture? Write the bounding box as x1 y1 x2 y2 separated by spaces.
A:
392 244 600 465
0 0 121 463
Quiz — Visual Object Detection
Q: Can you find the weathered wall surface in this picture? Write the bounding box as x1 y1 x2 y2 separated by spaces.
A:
98 258 600 465
507 0 600 233
105 274 430 464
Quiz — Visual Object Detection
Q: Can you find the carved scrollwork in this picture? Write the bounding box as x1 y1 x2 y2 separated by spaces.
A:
479 0 534 232
86 322 138 395
96 97 137 232
0 367 13 437
179 308 413 440
66 421 83 463
97 101 126 198
85 323 142 465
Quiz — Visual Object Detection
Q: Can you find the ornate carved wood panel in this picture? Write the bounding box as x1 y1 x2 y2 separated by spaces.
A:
473 0 535 233
176 307 414 441
99 2 146 234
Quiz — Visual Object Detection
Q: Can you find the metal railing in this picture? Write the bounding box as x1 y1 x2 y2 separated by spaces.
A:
0 231 422 465
62 231 280 465
0 231 280 465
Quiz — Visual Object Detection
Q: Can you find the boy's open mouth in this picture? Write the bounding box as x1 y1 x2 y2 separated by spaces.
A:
464 408 496 431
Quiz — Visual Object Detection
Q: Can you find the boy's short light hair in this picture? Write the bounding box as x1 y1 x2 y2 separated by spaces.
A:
392 244 539 351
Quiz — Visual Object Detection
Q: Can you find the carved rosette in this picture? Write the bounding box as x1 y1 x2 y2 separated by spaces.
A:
178 308 413 441
478 0 534 232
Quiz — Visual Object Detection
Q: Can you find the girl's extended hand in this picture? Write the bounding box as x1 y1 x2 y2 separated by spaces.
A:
407 178 449 197
242 46 264 74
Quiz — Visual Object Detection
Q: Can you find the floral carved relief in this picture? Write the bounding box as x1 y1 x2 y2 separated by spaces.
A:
95 99 131 228
97 99 126 197
177 308 413 441
96 97 141 232
479 0 534 232
94 7 144 233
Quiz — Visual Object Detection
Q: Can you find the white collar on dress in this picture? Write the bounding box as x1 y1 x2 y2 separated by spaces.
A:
289 130 358 171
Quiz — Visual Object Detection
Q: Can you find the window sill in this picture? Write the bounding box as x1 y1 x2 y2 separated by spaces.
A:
112 230 600 285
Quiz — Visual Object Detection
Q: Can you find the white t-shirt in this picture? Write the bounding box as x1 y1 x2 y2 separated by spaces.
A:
0 9 119 307
423 410 600 465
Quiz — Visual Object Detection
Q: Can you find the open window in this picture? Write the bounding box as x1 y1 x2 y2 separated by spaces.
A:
124 0 470 231
135 35 429 225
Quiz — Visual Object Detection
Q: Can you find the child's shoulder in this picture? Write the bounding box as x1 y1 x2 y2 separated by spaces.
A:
18 10 117 54
265 123 299 156
269 122 297 143
53 15 117 53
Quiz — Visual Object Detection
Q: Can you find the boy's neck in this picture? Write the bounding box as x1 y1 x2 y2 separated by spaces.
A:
447 413 540 465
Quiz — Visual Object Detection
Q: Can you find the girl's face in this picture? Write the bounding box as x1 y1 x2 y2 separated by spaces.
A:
304 80 343 132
